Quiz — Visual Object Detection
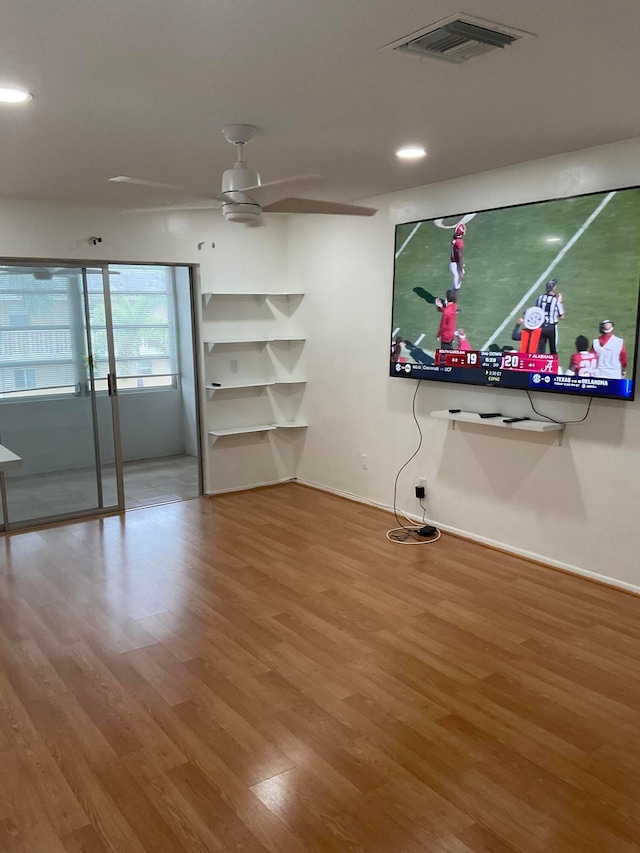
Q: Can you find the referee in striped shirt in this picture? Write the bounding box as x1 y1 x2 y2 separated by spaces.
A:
535 278 565 354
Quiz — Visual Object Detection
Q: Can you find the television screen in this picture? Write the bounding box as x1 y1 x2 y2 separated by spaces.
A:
390 186 640 401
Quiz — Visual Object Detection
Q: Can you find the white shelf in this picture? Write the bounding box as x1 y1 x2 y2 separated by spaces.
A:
431 410 565 433
0 443 22 472
206 380 306 399
208 424 276 444
203 286 306 469
208 422 307 444
207 379 305 393
205 338 269 351
202 292 304 307
209 424 276 436
207 382 273 395
273 421 308 429
205 337 305 352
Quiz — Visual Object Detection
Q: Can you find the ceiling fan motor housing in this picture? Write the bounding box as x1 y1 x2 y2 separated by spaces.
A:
222 162 260 194
221 193 261 223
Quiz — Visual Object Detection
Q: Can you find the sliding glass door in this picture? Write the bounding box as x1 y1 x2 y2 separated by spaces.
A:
0 264 123 528
90 264 201 509
0 264 123 525
85 267 124 511
0 261 201 532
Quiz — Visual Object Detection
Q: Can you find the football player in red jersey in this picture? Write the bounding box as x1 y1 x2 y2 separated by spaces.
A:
566 335 597 377
390 337 407 364
449 223 465 292
434 290 458 349
456 329 471 351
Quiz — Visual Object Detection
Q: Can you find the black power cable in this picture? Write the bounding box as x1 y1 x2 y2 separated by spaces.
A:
525 390 594 424
389 380 440 543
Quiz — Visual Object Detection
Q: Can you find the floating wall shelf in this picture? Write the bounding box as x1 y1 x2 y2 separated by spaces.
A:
207 381 273 394
431 409 565 434
205 339 269 351
208 422 307 444
207 379 306 397
273 421 308 429
205 337 304 352
202 292 304 307
208 425 276 444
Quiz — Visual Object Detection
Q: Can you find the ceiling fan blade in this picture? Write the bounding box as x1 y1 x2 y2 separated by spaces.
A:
109 176 225 202
243 173 321 194
262 198 377 216
109 176 198 192
121 201 222 215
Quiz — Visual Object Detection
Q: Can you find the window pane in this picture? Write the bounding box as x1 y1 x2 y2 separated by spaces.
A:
107 265 178 383
0 264 179 397
0 268 81 398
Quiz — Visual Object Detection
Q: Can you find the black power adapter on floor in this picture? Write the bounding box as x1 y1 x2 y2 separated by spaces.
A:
418 525 438 537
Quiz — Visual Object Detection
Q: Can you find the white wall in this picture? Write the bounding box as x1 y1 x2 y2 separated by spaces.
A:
289 137 640 592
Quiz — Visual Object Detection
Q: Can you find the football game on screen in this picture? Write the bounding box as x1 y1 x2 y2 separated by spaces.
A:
390 187 640 400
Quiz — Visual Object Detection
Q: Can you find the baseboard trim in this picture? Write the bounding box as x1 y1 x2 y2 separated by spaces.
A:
206 477 294 497
294 478 640 598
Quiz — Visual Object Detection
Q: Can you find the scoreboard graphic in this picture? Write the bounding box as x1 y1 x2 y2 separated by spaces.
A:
395 346 632 397
435 349 558 373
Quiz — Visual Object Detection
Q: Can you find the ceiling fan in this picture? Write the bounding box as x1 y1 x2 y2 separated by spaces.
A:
109 124 377 224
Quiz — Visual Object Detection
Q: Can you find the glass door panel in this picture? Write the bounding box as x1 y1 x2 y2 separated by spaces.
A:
85 268 124 509
106 264 201 508
0 264 123 528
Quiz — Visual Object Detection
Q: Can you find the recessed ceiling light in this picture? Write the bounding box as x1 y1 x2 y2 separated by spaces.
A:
0 87 32 104
396 145 427 161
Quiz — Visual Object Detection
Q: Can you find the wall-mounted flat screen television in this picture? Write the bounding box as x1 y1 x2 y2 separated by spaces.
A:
390 186 640 401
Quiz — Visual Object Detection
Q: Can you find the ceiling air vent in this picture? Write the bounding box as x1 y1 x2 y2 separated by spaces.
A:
387 16 527 64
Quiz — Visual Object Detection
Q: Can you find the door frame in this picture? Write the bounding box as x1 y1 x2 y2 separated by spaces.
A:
0 258 203 532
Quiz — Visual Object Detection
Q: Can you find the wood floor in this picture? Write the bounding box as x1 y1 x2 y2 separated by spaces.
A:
1 483 640 852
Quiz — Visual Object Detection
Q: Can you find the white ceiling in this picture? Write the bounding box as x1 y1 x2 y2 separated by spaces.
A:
2 0 640 211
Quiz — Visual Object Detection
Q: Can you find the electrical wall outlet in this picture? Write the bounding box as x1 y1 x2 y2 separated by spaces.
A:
230 359 238 374
361 453 368 470
419 477 427 490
